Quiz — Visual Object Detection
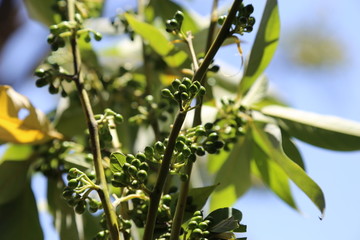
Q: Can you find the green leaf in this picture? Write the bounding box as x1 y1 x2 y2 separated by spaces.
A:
23 0 54 26
0 144 33 164
0 161 30 205
237 0 280 97
110 152 126 173
210 133 252 210
124 13 187 67
252 123 326 215
281 130 305 169
241 75 269 108
171 185 217 222
0 182 43 240
251 144 297 209
205 208 244 233
261 105 360 151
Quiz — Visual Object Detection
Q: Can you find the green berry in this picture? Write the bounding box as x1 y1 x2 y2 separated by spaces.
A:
136 152 147 162
188 153 196 162
191 228 203 238
172 79 181 89
161 88 173 98
115 114 124 124
182 77 192 87
122 220 132 229
198 221 208 230
49 84 59 94
189 84 199 94
75 200 86 214
204 122 213 130
129 165 138 176
174 11 184 23
245 4 254 15
131 180 140 189
196 147 206 156
218 15 227 25
94 32 102 41
145 146 154 157
193 210 202 217
180 92 189 100
35 78 48 88
68 179 79 189
35 69 46 78
62 189 73 199
162 194 172 206
136 169 148 182
175 140 185 151
131 158 141 168
178 84 187 92
154 141 165 154
208 132 219 141
139 162 149 171
126 154 135 163
188 221 198 230
198 86 206 96
182 146 191 157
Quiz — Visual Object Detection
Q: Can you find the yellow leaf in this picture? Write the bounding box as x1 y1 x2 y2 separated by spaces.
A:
0 85 62 144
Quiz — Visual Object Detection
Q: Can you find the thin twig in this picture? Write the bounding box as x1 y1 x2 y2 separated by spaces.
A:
67 0 120 239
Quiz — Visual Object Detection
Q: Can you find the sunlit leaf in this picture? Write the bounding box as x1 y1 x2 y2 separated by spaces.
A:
261 105 360 151
252 144 297 209
0 144 33 164
0 182 43 240
0 85 62 144
281 130 305 169
210 133 252 210
241 75 269 107
124 13 187 67
252 123 326 215
237 0 280 97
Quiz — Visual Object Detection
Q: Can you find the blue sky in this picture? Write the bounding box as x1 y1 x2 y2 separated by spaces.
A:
2 0 360 239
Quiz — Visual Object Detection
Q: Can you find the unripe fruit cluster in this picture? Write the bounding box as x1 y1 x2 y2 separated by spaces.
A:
161 78 206 109
165 11 184 34
47 14 102 51
63 168 102 214
34 66 69 96
111 153 150 189
95 108 124 145
218 1 255 34
187 211 211 240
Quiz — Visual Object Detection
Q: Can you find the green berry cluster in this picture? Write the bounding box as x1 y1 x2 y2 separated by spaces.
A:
218 1 255 34
165 11 184 34
34 65 70 96
161 78 206 111
111 153 150 190
186 211 211 240
112 14 135 41
47 13 102 51
62 168 102 214
34 140 76 177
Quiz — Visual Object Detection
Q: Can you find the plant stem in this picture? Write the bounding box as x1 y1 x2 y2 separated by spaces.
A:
193 0 219 126
143 111 186 240
143 1 241 239
67 0 120 239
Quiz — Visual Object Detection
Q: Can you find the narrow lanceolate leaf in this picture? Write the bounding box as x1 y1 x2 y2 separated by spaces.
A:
210 133 252 210
252 144 297 210
252 123 326 215
124 13 187 67
237 0 280 97
0 85 63 144
261 105 360 151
